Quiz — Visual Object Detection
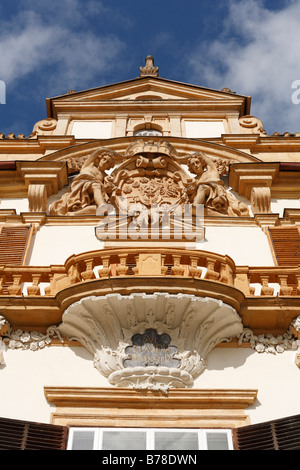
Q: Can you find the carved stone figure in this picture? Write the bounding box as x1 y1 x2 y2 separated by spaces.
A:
50 148 116 215
186 152 249 216
51 140 249 218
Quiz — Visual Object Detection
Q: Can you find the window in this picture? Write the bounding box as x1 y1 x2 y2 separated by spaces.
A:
134 128 162 137
67 427 233 451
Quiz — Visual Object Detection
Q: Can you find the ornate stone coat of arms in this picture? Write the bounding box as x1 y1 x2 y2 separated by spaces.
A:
50 139 249 221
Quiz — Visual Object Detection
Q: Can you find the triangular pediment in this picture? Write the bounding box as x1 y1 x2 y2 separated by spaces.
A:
47 76 250 115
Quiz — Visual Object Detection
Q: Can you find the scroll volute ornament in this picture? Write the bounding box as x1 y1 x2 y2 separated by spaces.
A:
30 118 57 137
239 115 266 136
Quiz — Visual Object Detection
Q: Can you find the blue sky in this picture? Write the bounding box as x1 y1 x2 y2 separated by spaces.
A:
0 0 299 137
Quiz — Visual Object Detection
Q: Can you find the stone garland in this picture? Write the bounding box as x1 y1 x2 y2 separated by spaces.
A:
238 328 296 354
0 314 300 355
0 316 63 351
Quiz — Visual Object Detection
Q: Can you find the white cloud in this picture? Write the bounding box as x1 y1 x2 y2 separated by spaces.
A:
0 5 126 94
186 0 300 133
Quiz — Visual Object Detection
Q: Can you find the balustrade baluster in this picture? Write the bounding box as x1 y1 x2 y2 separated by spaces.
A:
81 258 95 281
7 274 22 295
219 262 229 284
278 274 293 296
27 274 41 296
116 255 129 276
189 256 202 278
99 256 111 278
171 255 184 276
260 275 274 295
44 274 53 296
205 257 219 281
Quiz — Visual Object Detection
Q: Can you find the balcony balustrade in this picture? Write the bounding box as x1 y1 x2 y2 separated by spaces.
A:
0 248 299 300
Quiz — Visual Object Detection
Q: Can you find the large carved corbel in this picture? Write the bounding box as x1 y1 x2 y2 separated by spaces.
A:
28 184 48 212
229 163 279 200
58 293 244 392
250 187 271 214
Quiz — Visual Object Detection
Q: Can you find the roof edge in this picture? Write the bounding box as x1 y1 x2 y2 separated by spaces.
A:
46 75 252 118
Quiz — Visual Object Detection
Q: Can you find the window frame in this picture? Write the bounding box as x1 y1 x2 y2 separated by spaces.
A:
67 426 234 451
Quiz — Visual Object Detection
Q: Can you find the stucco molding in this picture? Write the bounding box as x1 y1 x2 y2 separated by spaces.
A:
44 386 258 428
57 292 244 391
0 316 63 351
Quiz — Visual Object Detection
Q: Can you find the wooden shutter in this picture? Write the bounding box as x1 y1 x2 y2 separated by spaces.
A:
0 416 69 450
268 226 300 266
0 225 32 294
232 414 300 450
0 225 32 266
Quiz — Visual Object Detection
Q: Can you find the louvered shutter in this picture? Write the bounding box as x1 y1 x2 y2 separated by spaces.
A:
0 416 68 450
268 226 300 266
0 225 32 266
233 414 300 450
0 225 32 294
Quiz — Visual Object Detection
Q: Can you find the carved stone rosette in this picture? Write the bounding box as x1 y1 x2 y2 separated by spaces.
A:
58 292 243 392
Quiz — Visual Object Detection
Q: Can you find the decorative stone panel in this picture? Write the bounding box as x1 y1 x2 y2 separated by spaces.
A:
58 292 243 392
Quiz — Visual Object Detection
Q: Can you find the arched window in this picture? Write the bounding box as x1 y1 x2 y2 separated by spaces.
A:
134 128 162 137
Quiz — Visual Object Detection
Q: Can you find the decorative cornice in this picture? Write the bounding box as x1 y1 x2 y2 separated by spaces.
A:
0 161 68 199
44 386 258 409
44 386 258 428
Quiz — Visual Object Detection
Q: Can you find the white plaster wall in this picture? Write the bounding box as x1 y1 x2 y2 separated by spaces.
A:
0 198 29 214
195 348 300 425
28 224 274 267
71 120 113 139
0 346 299 426
28 225 104 266
0 346 107 423
184 120 225 138
197 226 275 266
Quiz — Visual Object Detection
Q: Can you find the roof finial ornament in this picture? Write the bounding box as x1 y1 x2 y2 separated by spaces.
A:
139 55 159 77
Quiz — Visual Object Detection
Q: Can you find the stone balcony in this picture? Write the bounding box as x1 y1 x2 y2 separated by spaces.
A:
0 247 299 299
0 247 299 336
1 246 300 390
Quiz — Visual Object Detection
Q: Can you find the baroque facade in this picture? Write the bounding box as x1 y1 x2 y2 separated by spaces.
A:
1 56 300 450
